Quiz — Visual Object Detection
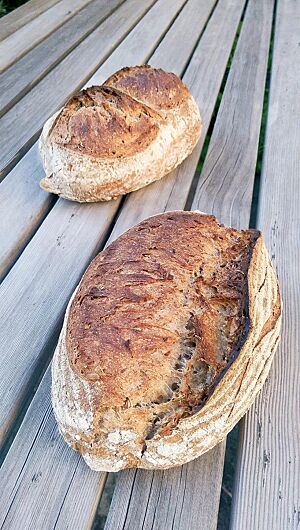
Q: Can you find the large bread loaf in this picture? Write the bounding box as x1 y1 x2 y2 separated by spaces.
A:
39 65 202 202
52 211 281 471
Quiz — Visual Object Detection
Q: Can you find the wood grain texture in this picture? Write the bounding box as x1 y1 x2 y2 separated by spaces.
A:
0 0 185 282
83 0 188 84
0 0 93 72
0 368 107 530
230 1 300 528
0 0 122 117
0 0 60 41
0 0 187 456
0 0 157 179
0 197 121 451
105 0 274 528
105 444 226 530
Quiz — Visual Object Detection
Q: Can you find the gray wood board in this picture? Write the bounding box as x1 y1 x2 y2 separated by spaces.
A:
0 368 107 530
0 0 60 41
230 0 300 528
0 0 189 455
0 0 185 282
0 0 93 72
0 0 157 179
106 446 226 530
0 144 55 283
105 0 274 528
0 1 215 527
0 0 122 117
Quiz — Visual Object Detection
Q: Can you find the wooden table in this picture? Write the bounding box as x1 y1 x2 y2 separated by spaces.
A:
0 0 299 528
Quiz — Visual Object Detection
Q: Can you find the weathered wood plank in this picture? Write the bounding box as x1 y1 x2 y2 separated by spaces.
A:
0 0 122 117
0 369 106 530
230 1 300 528
0 0 93 72
0 0 187 453
105 0 274 528
192 0 273 227
148 0 216 74
0 0 60 41
0 0 185 282
0 0 158 179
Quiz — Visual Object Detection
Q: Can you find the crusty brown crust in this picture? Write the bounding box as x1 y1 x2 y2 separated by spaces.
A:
104 64 189 112
49 85 160 158
52 212 281 471
39 65 202 202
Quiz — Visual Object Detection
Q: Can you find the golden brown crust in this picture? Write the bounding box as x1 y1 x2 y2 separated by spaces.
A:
49 85 160 158
67 212 260 435
104 64 190 111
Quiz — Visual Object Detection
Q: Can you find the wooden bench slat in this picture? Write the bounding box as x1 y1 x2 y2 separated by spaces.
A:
0 2 212 527
0 0 185 283
0 0 93 72
105 0 274 528
106 446 226 530
0 0 61 41
0 144 53 283
148 0 215 74
0 369 106 530
230 0 300 528
0 0 122 118
0 0 158 180
0 0 187 455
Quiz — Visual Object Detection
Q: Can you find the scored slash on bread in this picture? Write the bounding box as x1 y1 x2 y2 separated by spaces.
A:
51 211 281 471
39 65 202 202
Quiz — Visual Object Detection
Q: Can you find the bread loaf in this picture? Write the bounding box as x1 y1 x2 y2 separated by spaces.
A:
52 211 281 471
39 65 202 202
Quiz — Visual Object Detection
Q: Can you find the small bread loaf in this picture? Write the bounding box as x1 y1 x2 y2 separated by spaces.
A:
39 65 202 202
52 211 281 471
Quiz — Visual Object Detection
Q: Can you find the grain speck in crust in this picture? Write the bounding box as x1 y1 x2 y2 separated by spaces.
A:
39 65 202 202
51 211 281 471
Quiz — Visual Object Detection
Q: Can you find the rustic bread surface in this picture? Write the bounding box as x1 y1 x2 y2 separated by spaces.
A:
52 211 281 471
39 65 201 202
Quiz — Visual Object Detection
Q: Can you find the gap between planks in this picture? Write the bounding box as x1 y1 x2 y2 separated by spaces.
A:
0 0 158 180
0 0 231 528
0 0 94 72
0 0 124 118
0 0 61 41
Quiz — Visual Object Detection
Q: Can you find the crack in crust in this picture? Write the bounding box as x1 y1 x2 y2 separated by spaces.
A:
50 85 161 158
66 212 260 439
